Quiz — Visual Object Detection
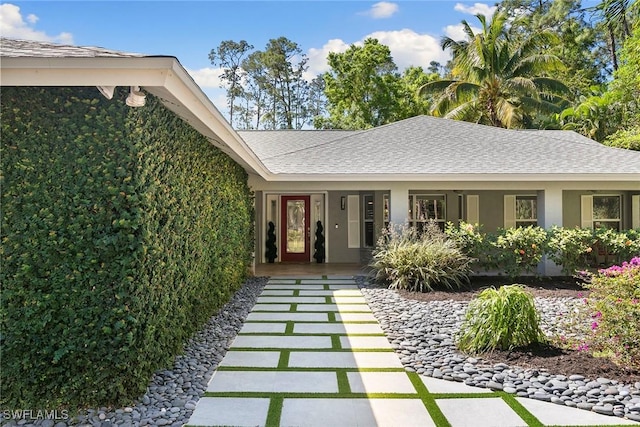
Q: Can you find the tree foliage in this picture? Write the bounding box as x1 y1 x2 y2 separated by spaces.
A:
419 11 570 128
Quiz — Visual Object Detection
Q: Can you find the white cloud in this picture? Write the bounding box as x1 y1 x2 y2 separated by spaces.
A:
186 67 225 89
305 38 350 80
367 29 449 70
444 23 481 41
453 2 497 16
363 2 399 19
0 3 73 44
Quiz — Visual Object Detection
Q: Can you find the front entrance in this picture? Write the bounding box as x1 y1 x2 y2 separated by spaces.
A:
280 195 311 262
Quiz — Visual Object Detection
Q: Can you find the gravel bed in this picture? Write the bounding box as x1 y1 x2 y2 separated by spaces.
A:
2 277 266 427
358 279 640 422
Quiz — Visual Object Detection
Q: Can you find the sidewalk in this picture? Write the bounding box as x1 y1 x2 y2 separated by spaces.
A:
186 275 639 427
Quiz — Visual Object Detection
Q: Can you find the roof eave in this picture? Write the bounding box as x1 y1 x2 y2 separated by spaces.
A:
0 56 272 179
261 173 640 183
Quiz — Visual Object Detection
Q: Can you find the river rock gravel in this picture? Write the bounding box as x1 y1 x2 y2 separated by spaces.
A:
359 280 640 422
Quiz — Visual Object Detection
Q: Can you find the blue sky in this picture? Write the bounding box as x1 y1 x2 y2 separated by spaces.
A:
0 1 595 112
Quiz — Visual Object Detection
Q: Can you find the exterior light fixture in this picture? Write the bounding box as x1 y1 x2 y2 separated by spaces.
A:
125 86 146 107
96 85 115 99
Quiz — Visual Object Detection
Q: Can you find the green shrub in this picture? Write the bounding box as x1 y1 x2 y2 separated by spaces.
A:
586 258 640 369
457 285 547 353
492 226 548 278
1 87 253 410
546 226 597 275
594 227 640 266
445 221 493 268
369 221 473 292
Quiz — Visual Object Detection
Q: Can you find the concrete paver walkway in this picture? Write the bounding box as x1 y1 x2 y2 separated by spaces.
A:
187 276 639 427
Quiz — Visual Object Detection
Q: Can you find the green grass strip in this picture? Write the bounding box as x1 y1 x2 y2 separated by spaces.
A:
277 351 289 369
498 392 544 427
285 321 294 334
331 335 341 350
407 372 451 427
326 296 332 304
336 370 351 394
293 289 300 297
265 396 283 427
429 392 499 399
290 303 297 312
327 312 336 322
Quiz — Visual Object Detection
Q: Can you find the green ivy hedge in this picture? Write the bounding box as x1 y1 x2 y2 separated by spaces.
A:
1 87 254 410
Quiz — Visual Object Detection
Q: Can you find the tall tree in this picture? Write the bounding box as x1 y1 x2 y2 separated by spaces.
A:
419 11 570 128
322 38 404 129
208 40 253 127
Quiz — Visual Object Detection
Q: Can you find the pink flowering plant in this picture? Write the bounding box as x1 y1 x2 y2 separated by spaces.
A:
585 257 640 369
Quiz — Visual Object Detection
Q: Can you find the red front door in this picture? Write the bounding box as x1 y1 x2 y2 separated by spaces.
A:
280 195 311 262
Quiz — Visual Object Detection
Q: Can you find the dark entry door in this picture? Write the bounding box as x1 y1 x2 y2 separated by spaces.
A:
280 195 311 262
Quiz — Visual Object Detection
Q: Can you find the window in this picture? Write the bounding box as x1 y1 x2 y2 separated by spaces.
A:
409 194 446 230
504 195 537 228
581 194 622 231
363 194 374 247
383 194 390 227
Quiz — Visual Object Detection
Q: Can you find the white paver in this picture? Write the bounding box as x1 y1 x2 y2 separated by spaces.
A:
188 397 269 426
421 376 493 394
300 279 356 285
231 335 332 349
335 313 378 322
218 351 281 368
266 279 297 284
280 398 436 427
246 312 328 322
288 351 403 368
328 284 359 289
516 397 640 425
437 398 527 427
299 289 362 296
296 304 370 312
293 323 384 334
251 303 292 311
261 290 294 296
347 372 417 394
332 296 367 303
207 371 339 393
340 335 391 349
264 284 325 290
238 322 287 334
257 296 326 303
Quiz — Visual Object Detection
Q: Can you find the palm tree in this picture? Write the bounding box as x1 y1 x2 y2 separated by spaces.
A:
419 11 569 128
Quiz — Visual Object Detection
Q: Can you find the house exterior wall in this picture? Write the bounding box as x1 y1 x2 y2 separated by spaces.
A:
563 190 640 230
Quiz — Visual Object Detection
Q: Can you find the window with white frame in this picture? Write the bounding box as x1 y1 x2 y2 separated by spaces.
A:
409 194 446 230
582 195 622 231
363 194 375 247
504 195 537 228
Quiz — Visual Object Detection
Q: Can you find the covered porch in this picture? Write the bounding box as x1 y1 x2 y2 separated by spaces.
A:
254 262 368 277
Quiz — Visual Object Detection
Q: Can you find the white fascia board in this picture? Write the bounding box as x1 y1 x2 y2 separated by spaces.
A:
261 173 640 184
1 57 272 178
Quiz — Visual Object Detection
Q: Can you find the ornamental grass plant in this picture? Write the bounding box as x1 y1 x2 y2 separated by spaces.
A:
457 285 547 354
369 221 473 292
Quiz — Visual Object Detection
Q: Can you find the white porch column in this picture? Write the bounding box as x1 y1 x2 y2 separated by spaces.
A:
389 184 410 225
538 186 564 275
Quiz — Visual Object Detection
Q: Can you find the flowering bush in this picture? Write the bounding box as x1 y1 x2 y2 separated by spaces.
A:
546 226 597 275
492 226 548 278
445 221 491 267
594 228 640 266
586 257 640 369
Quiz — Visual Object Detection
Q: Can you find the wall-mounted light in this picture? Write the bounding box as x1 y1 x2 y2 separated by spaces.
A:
341 196 346 210
126 86 146 107
96 86 115 99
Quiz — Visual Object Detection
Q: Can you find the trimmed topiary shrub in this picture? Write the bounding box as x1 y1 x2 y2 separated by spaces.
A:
1 87 253 410
457 285 547 354
369 221 473 292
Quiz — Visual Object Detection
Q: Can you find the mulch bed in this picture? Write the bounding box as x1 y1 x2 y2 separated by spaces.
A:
397 276 640 385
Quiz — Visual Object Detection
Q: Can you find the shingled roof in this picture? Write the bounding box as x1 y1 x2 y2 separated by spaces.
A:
238 116 640 178
0 37 146 58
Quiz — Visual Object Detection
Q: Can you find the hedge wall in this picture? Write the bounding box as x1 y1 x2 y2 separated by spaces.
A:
1 87 254 409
